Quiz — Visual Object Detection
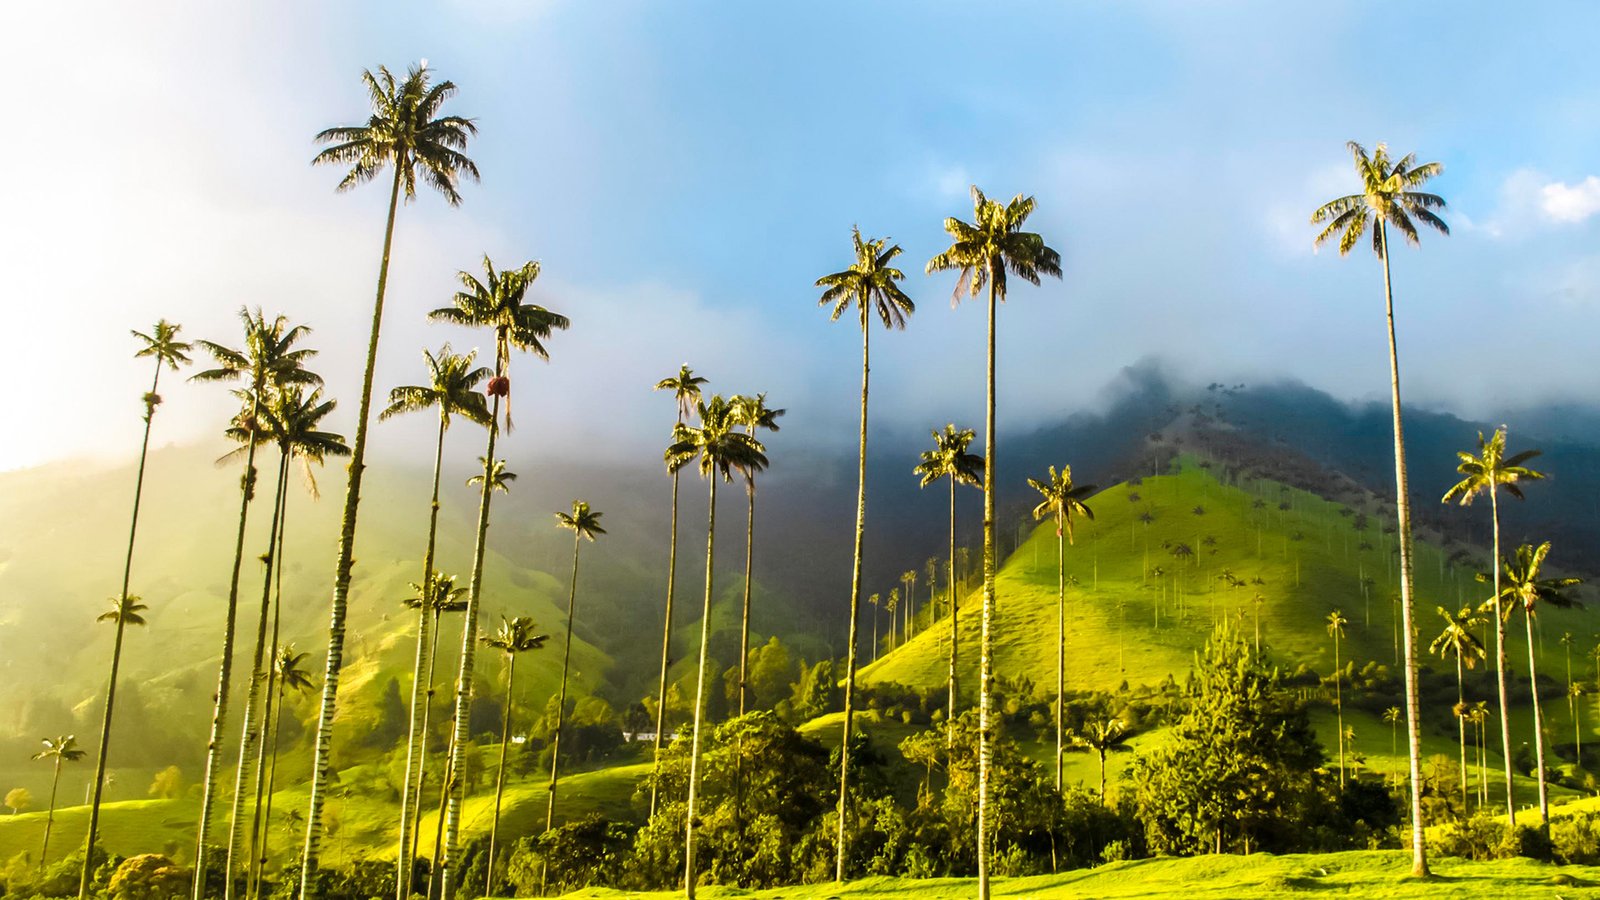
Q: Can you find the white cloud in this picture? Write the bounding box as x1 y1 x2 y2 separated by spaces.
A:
1541 176 1600 224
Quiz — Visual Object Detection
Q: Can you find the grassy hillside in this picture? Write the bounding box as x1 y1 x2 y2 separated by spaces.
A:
861 459 1596 701
557 850 1600 898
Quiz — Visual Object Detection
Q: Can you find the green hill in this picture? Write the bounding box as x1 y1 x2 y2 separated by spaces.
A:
862 459 1593 699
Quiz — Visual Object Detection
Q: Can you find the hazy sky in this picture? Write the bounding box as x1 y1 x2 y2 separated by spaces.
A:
5 1 1600 473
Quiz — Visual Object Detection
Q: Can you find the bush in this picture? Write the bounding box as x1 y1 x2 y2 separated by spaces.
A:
1553 811 1600 864
107 854 189 900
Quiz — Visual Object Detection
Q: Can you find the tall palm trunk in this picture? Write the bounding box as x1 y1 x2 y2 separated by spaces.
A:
248 501 290 900
947 478 958 749
225 451 290 898
41 756 63 867
299 164 405 898
398 414 450 900
80 358 166 898
1378 222 1429 877
545 533 584 832
408 607 448 875
650 433 684 820
683 475 719 899
194 386 265 900
426 725 458 900
977 270 998 900
1457 657 1468 810
1525 609 1551 827
485 652 517 897
439 388 503 900
255 667 289 894
835 306 869 883
1489 487 1515 824
738 484 756 719
1054 517 1065 791
1334 630 1344 789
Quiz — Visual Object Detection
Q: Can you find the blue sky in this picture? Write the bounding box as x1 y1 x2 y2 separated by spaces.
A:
4 1 1600 471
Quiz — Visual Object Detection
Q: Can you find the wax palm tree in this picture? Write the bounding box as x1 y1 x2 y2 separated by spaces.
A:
190 310 320 897
901 570 918 640
915 425 983 748
304 63 477 899
1326 609 1349 788
929 185 1061 899
79 321 189 896
1311 141 1447 877
380 345 491 892
34 736 85 868
868 593 881 660
1442 427 1544 825
648 365 708 818
254 647 314 889
481 617 548 896
226 387 346 894
1431 606 1486 809
431 255 567 899
730 393 784 719
1482 542 1583 829
1070 719 1132 804
1028 464 1096 791
546 501 606 835
816 226 914 883
666 395 767 899
1384 706 1401 758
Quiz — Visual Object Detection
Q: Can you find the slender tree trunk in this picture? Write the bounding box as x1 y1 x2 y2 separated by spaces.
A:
1526 609 1551 828
835 307 870 884
256 677 287 894
439 390 503 900
80 359 164 898
41 758 62 868
650 461 684 820
1055 519 1065 791
225 451 290 899
426 725 457 900
738 484 756 718
947 477 958 750
298 163 405 899
977 271 998 900
249 485 291 900
1489 487 1515 825
398 415 449 900
1334 631 1344 789
407 608 447 881
1457 657 1468 810
1378 222 1429 877
485 653 515 897
546 533 583 832
683 475 719 899
194 386 265 900
1098 750 1107 805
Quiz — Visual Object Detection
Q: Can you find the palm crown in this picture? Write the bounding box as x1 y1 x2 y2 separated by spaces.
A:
1310 142 1448 257
1430 606 1486 668
482 616 549 655
815 227 915 329
556 501 607 542
1028 465 1096 544
381 344 493 430
193 308 323 397
926 186 1062 302
1442 428 1545 506
467 458 517 493
274 646 317 695
666 395 769 484
98 594 149 627
405 571 469 615
1479 542 1583 620
133 319 193 371
655 364 709 423
914 425 983 489
312 62 478 205
34 736 85 764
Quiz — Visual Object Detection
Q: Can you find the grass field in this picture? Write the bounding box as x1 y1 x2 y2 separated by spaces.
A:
555 850 1600 898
